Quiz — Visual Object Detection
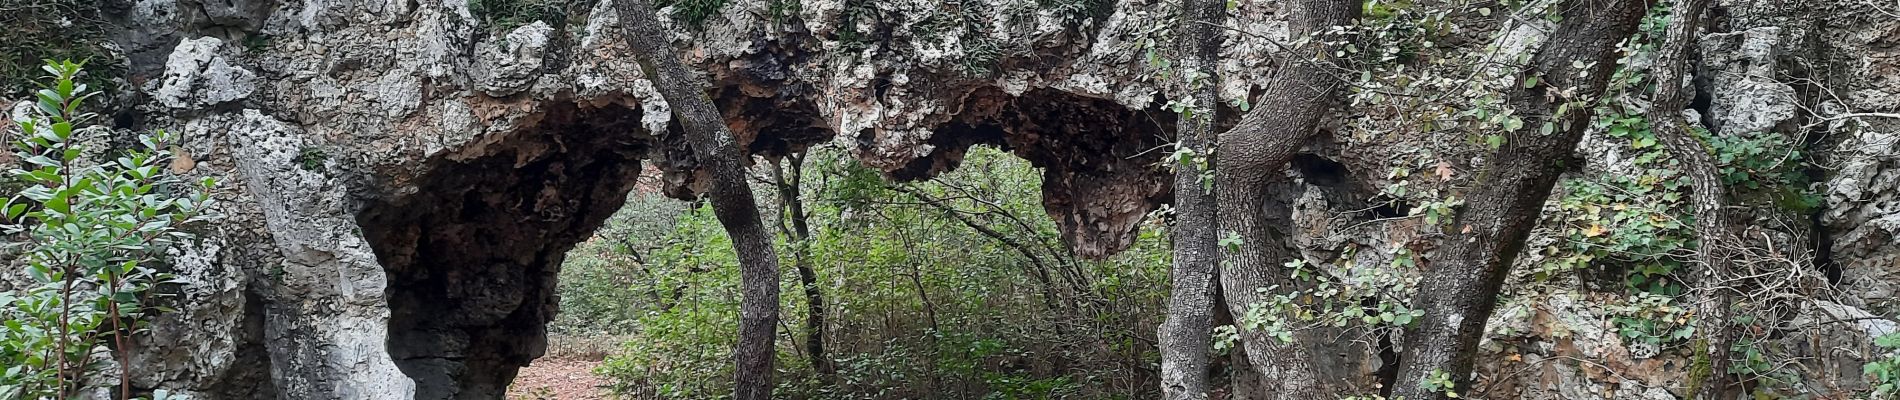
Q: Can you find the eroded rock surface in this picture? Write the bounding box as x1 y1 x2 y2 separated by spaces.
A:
0 0 1889 397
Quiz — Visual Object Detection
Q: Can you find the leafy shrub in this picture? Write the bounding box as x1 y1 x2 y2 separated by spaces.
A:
566 146 1168 398
0 1 119 96
654 0 728 30
0 61 215 399
467 0 570 31
1866 333 1900 396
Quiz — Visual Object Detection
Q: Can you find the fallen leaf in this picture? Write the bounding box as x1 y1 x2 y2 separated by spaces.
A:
1435 161 1455 181
170 147 196 174
1583 223 1607 237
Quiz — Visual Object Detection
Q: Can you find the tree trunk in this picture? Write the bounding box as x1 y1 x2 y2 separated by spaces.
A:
773 153 837 382
1388 1 1651 398
1212 0 1358 396
1157 0 1224 396
1645 0 1736 396
612 1 784 398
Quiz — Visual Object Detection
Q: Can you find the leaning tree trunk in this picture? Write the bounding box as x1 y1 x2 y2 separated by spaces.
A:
1212 0 1358 395
1388 0 1651 398
1156 0 1225 396
773 153 837 382
1646 0 1737 396
613 1 784 398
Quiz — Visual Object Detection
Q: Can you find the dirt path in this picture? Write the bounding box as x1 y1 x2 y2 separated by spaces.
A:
507 357 610 399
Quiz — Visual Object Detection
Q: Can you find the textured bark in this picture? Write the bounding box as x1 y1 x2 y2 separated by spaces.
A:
1212 0 1358 395
1157 0 1224 395
613 0 785 398
1646 0 1737 397
1388 1 1652 398
773 153 837 381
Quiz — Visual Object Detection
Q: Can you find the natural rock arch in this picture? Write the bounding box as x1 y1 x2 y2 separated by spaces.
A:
340 81 1180 398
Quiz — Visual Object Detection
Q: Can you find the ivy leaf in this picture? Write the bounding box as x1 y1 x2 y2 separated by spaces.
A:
1219 232 1244 250
1876 333 1900 348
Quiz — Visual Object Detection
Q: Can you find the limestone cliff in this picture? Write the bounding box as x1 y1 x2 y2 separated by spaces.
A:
0 0 1894 398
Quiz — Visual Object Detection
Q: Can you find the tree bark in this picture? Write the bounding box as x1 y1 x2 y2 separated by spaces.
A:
1646 1 1736 397
1158 0 1225 397
1388 1 1652 398
613 1 784 398
772 153 837 382
1212 0 1358 396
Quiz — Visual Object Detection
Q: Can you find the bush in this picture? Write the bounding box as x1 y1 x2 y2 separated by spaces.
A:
0 61 215 399
0 1 119 96
564 146 1170 399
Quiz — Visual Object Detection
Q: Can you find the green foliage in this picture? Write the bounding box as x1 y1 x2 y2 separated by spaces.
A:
1705 130 1822 211
1865 333 1900 396
1604 292 1693 346
294 147 327 172
909 0 1008 76
568 146 1168 398
829 0 890 57
654 0 728 30
592 202 741 398
1727 339 1794 386
0 0 120 96
767 0 802 24
1034 0 1112 29
467 0 570 32
1421 369 1462 398
241 34 275 53
0 61 214 400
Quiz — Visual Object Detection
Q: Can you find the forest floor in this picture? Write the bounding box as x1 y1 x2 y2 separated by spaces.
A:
507 334 622 399
507 357 610 399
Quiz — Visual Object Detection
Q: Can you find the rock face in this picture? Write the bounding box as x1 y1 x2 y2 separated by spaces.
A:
2 0 1893 397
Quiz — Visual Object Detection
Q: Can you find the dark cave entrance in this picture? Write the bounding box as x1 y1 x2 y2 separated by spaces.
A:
350 80 833 398
354 101 658 400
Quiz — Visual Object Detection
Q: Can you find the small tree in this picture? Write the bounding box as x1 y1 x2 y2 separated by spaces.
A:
0 60 214 400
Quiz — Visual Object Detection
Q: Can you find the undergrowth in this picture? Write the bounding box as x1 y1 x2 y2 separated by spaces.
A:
0 0 120 96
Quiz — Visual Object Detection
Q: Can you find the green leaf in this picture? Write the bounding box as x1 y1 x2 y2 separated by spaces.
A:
1219 232 1244 250
45 195 69 214
1522 76 1539 88
1876 333 1900 348
1633 136 1656 149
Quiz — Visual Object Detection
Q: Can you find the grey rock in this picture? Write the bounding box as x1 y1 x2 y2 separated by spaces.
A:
1699 27 1797 135
156 37 258 109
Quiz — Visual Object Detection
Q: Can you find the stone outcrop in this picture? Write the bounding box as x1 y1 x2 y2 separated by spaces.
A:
0 0 1893 397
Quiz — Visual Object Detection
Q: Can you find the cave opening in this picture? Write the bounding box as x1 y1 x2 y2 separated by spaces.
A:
890 87 1178 259
354 101 659 400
